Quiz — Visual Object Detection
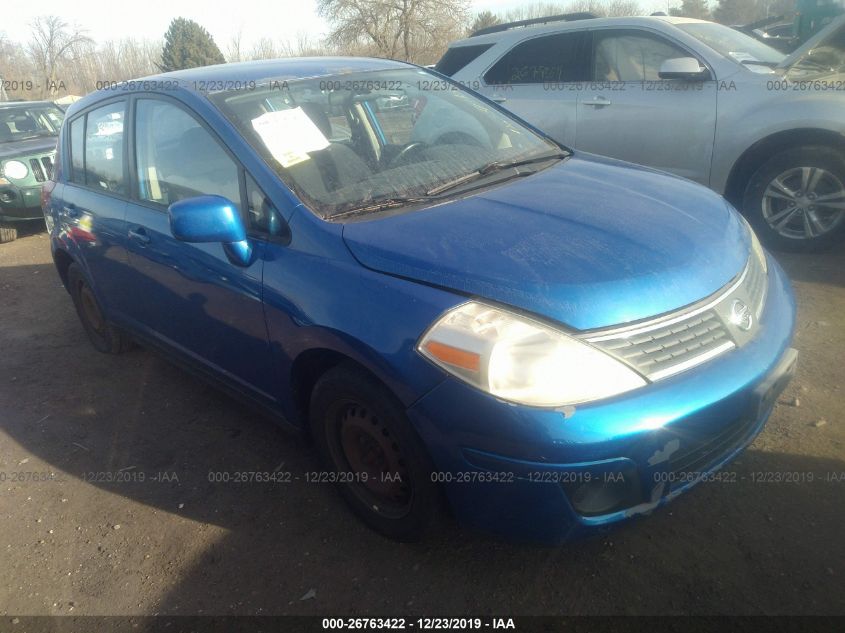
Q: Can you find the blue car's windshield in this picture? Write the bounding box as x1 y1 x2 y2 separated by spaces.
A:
210 68 564 217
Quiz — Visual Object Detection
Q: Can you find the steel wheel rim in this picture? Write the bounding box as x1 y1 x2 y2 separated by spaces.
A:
331 400 412 519
79 282 105 334
762 166 845 240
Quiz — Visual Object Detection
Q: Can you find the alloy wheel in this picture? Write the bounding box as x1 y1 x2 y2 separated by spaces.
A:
762 166 845 240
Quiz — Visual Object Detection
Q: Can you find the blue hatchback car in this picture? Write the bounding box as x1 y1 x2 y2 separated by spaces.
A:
43 58 797 542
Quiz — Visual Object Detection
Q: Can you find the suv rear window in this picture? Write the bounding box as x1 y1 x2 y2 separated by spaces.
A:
435 44 494 76
484 32 589 85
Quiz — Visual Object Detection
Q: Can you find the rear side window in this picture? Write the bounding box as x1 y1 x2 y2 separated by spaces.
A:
435 44 494 76
67 101 126 193
484 32 589 85
134 99 241 211
593 30 693 82
83 102 126 194
69 117 85 185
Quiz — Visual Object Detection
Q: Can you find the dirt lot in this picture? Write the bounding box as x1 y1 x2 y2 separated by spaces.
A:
1 226 844 617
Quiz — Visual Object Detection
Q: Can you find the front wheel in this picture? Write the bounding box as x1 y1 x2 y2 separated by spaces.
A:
309 363 441 541
741 146 845 252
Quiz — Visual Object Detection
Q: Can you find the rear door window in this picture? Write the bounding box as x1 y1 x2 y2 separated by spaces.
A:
484 32 589 84
70 101 126 194
69 117 85 185
83 102 126 193
436 44 494 76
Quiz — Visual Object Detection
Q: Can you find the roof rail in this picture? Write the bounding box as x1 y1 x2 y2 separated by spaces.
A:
470 12 598 37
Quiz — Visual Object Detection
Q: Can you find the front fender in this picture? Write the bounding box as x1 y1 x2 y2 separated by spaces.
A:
712 83 845 193
261 210 461 425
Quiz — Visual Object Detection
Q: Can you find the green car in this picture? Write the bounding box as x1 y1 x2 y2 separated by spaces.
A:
0 101 64 243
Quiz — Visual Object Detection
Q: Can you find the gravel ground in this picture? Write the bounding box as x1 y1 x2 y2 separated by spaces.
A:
1 227 844 617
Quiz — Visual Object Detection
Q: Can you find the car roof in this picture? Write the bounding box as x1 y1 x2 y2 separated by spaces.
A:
145 57 414 86
66 57 418 115
453 15 710 46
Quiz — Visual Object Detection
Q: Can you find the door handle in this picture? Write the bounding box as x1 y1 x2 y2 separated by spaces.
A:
583 96 612 107
128 227 151 245
63 205 79 218
491 96 507 103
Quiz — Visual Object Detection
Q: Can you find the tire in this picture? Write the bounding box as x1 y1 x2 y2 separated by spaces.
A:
309 362 441 541
67 263 132 354
0 223 18 244
741 146 845 252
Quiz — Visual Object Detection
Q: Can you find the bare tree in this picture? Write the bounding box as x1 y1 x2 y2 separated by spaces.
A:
318 0 469 63
227 29 245 63
27 16 92 98
280 32 329 57
501 2 570 21
248 37 282 60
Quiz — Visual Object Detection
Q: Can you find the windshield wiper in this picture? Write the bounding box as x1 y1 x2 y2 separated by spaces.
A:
328 196 431 219
426 152 568 196
328 152 569 219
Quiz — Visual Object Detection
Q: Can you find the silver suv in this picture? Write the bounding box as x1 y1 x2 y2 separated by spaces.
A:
439 14 845 251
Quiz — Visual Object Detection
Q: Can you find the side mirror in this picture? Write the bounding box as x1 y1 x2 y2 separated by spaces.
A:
658 57 710 80
168 195 253 266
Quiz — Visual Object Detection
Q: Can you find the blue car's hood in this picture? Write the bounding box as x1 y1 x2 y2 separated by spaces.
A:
342 154 749 331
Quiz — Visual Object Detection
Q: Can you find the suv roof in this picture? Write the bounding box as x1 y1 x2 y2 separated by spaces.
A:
470 12 598 37
452 15 709 47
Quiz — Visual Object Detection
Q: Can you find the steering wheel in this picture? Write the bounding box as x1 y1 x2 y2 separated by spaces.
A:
390 141 426 167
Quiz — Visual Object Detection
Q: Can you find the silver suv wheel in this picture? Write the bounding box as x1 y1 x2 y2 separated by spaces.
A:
762 166 845 240
743 145 845 251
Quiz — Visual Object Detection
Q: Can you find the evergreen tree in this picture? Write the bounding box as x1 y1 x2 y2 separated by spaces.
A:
469 11 501 35
713 0 762 25
669 0 711 19
159 17 225 72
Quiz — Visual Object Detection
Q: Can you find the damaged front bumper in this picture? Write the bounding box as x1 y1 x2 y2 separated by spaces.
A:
407 256 797 543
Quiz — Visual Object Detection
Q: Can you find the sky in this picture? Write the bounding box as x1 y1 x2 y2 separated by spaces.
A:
1 0 674 50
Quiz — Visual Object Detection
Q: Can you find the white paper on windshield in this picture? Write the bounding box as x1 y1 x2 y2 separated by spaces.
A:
728 51 758 63
251 107 330 168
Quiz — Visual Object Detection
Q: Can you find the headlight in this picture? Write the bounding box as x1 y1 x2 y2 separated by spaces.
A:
747 222 768 274
737 211 767 274
418 302 646 407
2 160 29 180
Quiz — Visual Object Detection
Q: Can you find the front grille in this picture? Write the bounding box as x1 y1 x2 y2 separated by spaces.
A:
30 159 45 182
591 310 731 380
27 156 54 183
667 414 758 489
583 252 767 381
41 155 53 180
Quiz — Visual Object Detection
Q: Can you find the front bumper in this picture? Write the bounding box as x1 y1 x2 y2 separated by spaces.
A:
0 183 44 222
407 256 797 542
